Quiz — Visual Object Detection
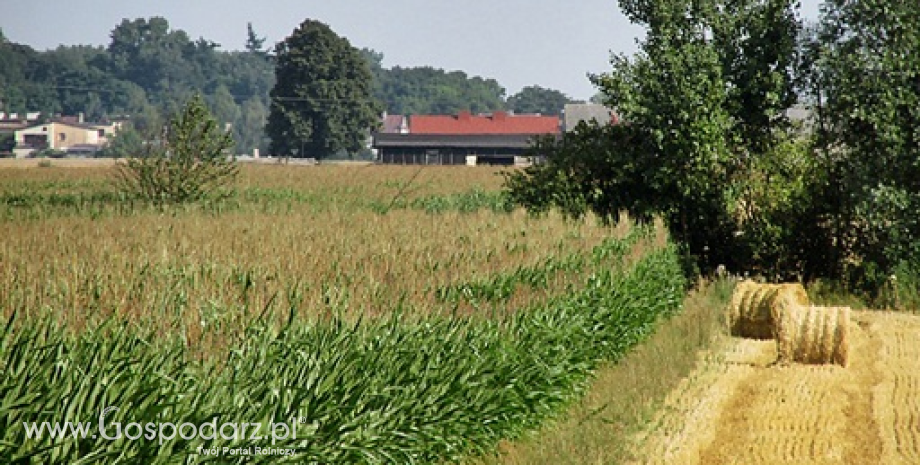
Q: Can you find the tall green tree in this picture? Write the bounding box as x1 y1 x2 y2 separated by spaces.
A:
593 0 734 268
506 85 577 115
245 22 266 55
267 19 381 158
714 0 800 155
508 0 801 274
809 0 920 284
208 84 241 147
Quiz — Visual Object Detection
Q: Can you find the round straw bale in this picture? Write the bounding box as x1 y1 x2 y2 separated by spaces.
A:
775 305 850 367
729 281 809 339
729 280 758 332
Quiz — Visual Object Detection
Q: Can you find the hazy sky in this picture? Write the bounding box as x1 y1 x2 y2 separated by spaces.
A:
1 0 821 101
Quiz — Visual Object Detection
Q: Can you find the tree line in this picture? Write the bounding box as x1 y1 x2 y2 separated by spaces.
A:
505 0 920 306
0 18 579 157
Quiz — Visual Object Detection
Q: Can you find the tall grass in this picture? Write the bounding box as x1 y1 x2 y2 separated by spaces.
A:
482 279 734 464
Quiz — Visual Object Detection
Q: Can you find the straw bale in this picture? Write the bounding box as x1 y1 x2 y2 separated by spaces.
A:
775 305 850 367
729 281 810 339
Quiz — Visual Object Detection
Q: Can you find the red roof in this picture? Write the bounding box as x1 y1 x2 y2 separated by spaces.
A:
410 111 559 135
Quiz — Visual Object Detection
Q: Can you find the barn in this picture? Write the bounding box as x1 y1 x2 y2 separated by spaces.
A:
373 111 560 165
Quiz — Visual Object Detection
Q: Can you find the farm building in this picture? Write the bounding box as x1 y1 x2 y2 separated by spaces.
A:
373 111 560 165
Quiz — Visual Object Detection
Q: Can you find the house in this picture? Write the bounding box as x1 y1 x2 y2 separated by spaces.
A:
13 116 121 158
562 104 617 132
373 110 560 165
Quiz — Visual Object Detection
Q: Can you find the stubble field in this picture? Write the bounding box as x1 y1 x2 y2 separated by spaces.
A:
629 309 920 464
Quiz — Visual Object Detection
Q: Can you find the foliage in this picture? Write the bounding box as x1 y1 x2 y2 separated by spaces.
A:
245 22 266 55
506 85 578 115
2 17 563 159
33 148 68 159
0 134 13 155
360 47 509 115
0 17 275 155
505 122 656 221
727 135 828 280
713 0 800 155
547 0 737 272
97 123 145 158
373 63 507 115
507 0 805 277
116 94 237 204
809 0 920 288
267 20 381 158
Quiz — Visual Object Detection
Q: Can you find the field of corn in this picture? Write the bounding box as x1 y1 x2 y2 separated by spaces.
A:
0 162 687 463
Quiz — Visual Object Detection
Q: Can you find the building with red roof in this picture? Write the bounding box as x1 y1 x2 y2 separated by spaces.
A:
409 111 559 135
373 111 560 165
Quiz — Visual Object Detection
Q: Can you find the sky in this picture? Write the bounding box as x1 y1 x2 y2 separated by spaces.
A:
1 0 821 101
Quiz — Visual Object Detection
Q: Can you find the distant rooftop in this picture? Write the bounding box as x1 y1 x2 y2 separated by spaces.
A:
409 111 560 135
0 112 41 121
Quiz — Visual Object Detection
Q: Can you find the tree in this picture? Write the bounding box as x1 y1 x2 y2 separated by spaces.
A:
107 17 220 104
237 96 268 155
98 123 145 158
506 85 577 115
808 0 920 288
593 0 734 270
116 94 237 204
208 84 241 149
504 122 657 221
245 23 266 55
362 50 507 116
714 0 800 156
266 19 381 158
508 0 804 275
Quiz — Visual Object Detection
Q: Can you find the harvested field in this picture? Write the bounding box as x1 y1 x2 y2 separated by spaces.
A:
630 310 920 465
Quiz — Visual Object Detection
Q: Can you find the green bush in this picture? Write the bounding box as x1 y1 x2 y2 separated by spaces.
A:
116 94 238 205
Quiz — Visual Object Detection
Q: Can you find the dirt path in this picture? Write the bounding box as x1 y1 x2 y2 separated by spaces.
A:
630 311 920 464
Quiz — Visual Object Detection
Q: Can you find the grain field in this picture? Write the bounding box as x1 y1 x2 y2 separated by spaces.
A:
630 310 920 464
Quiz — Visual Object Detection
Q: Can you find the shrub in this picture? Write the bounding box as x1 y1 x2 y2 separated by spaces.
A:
115 94 238 205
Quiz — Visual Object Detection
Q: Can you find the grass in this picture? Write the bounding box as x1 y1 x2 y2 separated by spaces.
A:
805 280 870 310
477 278 734 464
0 163 694 463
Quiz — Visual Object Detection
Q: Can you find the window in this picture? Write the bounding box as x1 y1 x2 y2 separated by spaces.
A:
98 129 105 137
59 133 66 142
